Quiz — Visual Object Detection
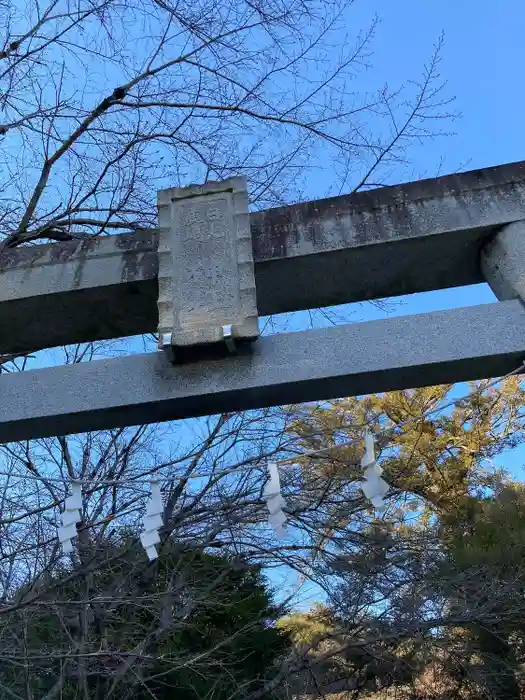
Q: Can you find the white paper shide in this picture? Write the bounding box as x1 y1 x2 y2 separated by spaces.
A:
263 462 287 539
58 481 82 554
140 481 164 561
360 431 389 508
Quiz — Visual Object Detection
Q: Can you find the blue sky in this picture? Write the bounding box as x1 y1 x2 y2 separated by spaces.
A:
324 0 525 482
352 0 525 177
270 0 525 605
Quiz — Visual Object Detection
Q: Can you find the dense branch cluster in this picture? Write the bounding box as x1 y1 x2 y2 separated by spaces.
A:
0 371 524 698
0 0 452 251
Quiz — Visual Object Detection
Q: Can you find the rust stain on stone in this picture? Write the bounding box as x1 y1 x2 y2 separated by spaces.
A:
251 208 292 260
120 251 158 283
117 231 158 283
0 161 525 275
114 229 158 252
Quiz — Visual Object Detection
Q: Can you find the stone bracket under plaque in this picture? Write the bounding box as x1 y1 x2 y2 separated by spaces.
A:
157 177 259 362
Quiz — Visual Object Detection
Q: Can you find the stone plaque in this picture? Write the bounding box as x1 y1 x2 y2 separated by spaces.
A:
157 177 259 351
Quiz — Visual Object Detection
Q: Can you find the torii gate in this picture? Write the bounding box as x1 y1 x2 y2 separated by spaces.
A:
0 161 524 443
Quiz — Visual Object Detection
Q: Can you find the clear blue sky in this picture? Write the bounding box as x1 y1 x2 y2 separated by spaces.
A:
354 0 525 177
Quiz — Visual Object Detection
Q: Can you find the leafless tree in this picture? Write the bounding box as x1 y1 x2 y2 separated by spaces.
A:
0 0 453 252
0 344 374 698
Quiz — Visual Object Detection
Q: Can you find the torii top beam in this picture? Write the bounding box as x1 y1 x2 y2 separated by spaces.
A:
2 160 525 354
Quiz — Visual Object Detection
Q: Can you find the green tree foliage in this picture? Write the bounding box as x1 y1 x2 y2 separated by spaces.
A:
289 378 525 521
278 603 335 648
436 484 525 700
285 377 525 698
0 541 291 700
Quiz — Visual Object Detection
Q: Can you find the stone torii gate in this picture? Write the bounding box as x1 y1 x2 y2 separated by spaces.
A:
0 160 524 443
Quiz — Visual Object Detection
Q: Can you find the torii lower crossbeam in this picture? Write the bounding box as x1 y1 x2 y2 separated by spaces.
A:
0 301 523 443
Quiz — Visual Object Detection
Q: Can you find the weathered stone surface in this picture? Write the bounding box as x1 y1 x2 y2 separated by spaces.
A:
0 301 523 442
157 178 258 349
481 221 525 304
1 160 525 353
